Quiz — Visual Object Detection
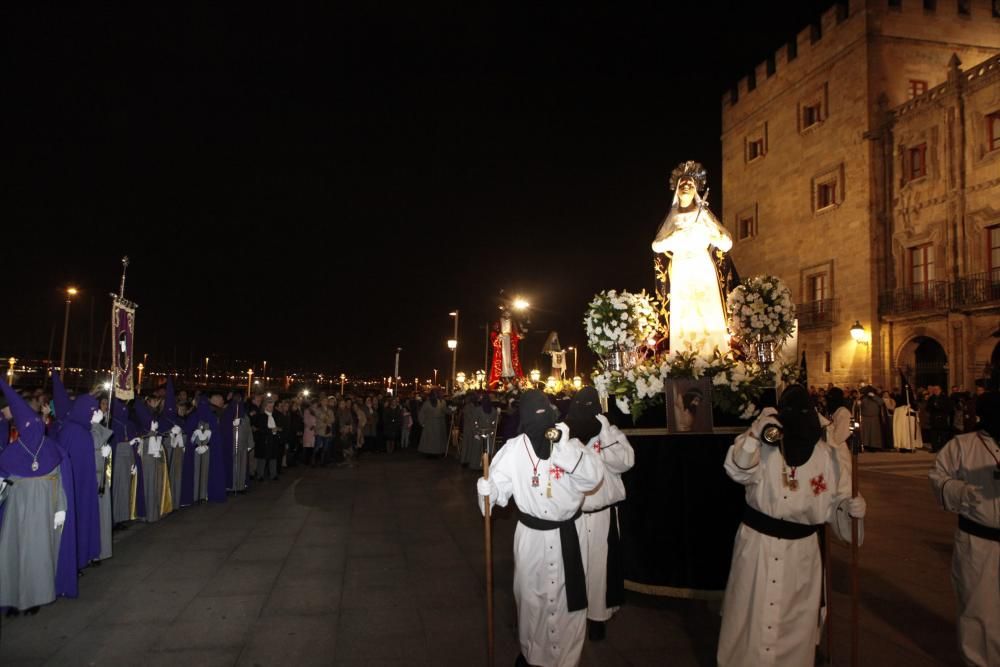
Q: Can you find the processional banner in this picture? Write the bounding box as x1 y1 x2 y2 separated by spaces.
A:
111 297 137 401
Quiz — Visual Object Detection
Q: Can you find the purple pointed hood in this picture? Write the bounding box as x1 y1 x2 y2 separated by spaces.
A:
160 379 180 429
67 394 99 428
52 370 73 421
0 378 64 476
134 398 154 433
111 398 137 442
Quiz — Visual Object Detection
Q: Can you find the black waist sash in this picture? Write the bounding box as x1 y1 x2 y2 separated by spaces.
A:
959 515 1000 542
742 503 823 540
518 509 587 612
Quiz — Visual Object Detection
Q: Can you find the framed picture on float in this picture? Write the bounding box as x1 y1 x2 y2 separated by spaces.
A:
665 378 714 434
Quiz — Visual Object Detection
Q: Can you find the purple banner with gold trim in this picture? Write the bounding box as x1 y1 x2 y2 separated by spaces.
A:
111 297 136 401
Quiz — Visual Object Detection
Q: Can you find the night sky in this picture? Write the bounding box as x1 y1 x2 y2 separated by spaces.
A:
5 1 837 381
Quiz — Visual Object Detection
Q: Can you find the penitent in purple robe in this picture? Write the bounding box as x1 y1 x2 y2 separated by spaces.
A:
0 378 79 609
58 394 102 568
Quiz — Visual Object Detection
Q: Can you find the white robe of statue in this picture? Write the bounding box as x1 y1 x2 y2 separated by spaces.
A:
652 191 732 358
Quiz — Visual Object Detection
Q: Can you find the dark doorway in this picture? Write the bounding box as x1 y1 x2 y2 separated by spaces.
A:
914 337 948 389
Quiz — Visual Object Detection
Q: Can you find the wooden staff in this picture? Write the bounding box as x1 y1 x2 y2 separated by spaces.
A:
824 525 833 666
850 424 861 667
482 440 495 667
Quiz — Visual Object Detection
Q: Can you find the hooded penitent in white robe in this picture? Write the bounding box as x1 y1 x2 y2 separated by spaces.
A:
717 429 860 667
480 427 604 667
929 431 1000 667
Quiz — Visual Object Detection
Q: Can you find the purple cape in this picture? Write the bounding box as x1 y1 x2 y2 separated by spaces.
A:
60 395 102 568
52 371 72 422
206 403 226 503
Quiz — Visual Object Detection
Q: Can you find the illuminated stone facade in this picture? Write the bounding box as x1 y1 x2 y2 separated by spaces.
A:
721 0 1000 389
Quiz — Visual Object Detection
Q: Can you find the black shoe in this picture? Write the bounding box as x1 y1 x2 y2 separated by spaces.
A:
90 559 103 567
6 608 20 618
588 619 606 641
24 606 40 616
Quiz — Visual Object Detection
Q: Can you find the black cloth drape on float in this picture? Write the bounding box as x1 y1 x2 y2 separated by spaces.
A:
609 404 746 596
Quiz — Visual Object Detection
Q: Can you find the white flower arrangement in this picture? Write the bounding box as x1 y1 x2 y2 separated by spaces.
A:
592 348 772 421
584 289 661 359
726 275 796 344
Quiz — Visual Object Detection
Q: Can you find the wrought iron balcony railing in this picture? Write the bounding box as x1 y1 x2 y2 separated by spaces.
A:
796 298 839 329
879 281 949 316
951 269 1000 308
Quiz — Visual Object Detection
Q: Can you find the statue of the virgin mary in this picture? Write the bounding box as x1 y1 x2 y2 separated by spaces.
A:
652 161 735 358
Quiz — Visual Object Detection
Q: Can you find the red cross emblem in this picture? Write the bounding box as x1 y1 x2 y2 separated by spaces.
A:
810 474 827 496
593 440 602 453
550 464 565 480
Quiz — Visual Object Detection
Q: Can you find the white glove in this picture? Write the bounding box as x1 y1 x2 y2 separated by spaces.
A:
749 407 781 442
477 477 496 497
847 495 867 519
91 409 105 424
150 420 158 432
195 444 209 455
961 484 984 511
101 444 112 458
232 418 241 427
130 437 142 447
130 464 137 475
595 413 611 430
54 511 66 530
170 425 182 436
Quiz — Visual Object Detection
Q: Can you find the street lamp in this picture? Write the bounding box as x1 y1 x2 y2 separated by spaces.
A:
850 320 868 345
262 360 267 385
247 368 254 395
448 309 459 394
204 357 209 384
7 357 16 382
433 368 439 386
340 373 346 396
512 297 530 311
137 363 145 391
566 346 578 377
60 287 78 373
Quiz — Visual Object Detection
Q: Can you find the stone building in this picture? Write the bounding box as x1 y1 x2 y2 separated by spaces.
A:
721 0 1000 390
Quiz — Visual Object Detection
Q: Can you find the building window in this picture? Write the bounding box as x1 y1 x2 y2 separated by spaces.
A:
808 273 828 302
909 243 935 297
957 0 970 15
824 351 832 373
745 123 767 163
989 111 1000 152
989 226 1000 276
817 181 837 210
812 165 843 213
803 103 823 129
735 205 758 240
908 80 928 99
748 138 765 161
909 143 928 180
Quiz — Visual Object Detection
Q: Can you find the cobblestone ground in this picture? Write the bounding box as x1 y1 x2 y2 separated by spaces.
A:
0 448 961 666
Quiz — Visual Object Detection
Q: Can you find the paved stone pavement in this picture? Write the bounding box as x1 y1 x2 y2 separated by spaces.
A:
0 448 965 666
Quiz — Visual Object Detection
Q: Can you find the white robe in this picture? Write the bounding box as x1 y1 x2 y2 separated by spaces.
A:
893 406 923 451
484 429 604 667
718 430 858 667
929 431 1000 667
578 420 634 622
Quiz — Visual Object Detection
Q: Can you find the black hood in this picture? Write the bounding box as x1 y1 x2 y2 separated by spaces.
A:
976 391 1000 443
565 387 601 444
778 384 823 467
518 390 558 459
